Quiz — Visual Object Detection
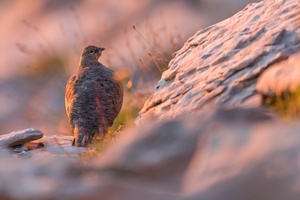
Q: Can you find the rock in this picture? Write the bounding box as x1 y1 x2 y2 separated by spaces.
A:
0 130 87 160
33 135 87 158
0 133 88 199
0 128 43 148
38 135 74 146
85 107 298 200
257 53 300 97
135 0 300 124
14 135 87 160
0 109 298 200
180 114 300 200
24 142 45 150
91 107 273 186
90 117 201 193
0 152 86 200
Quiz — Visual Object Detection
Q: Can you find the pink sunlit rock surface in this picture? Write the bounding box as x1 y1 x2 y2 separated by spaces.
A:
136 0 300 124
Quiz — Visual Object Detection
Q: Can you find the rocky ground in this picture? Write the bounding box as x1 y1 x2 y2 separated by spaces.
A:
0 0 300 199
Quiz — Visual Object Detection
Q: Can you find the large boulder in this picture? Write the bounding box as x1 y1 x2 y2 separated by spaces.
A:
136 0 300 124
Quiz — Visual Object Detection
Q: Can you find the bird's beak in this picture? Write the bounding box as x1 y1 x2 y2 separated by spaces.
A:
99 47 105 52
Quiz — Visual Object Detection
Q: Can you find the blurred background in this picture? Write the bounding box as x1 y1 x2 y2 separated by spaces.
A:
0 0 259 136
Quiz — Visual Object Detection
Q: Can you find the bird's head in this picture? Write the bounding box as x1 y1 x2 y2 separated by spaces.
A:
80 45 105 65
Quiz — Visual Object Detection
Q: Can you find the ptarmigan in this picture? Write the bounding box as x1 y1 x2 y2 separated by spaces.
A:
65 45 123 147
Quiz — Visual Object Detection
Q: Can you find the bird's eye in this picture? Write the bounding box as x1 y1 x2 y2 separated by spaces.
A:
89 50 95 54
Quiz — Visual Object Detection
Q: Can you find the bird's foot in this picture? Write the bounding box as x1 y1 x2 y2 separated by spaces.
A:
73 132 93 147
76 134 91 147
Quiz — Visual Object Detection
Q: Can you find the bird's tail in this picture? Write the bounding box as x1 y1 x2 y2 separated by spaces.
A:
72 126 93 147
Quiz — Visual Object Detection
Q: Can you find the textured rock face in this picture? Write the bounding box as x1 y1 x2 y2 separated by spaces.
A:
136 0 300 124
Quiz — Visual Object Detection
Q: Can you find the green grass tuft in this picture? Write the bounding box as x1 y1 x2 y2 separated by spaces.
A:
265 88 300 118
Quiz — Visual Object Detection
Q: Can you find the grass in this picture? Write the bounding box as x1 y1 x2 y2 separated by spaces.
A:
265 88 300 119
104 20 186 130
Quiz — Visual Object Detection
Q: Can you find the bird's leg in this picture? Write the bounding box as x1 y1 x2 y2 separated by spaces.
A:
72 138 76 146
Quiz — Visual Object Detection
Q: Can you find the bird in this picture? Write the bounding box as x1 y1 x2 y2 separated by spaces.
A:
65 45 123 147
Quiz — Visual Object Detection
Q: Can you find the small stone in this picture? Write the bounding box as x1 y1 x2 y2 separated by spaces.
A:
12 146 28 154
24 142 45 150
0 128 43 148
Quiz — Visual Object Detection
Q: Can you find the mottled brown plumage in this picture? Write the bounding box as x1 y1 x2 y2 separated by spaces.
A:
65 45 123 147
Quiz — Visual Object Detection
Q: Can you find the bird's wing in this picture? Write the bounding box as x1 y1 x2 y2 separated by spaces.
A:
107 77 124 126
115 80 123 115
65 74 77 119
